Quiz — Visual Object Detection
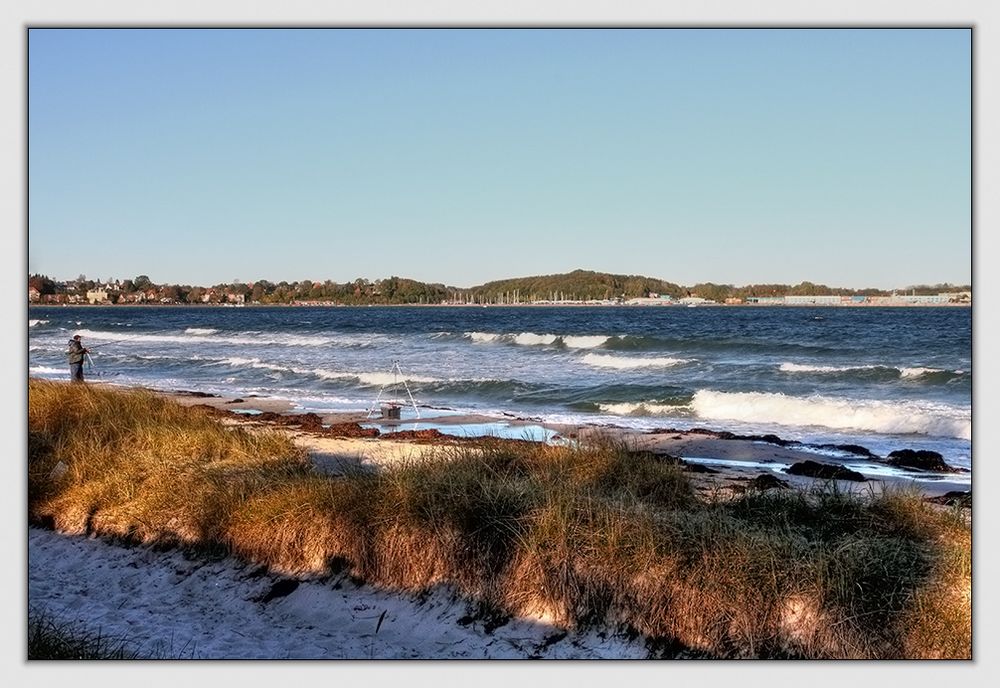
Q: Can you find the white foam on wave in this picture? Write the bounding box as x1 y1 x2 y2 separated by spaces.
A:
562 335 610 349
780 362 955 379
583 353 692 370
598 402 682 416
466 331 560 346
354 371 439 386
184 328 218 335
215 357 290 372
779 362 877 374
29 319 49 327
309 369 438 386
691 390 971 440
29 366 65 375
513 332 559 346
899 367 949 379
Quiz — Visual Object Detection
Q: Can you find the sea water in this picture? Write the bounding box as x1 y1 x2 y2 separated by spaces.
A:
28 305 972 469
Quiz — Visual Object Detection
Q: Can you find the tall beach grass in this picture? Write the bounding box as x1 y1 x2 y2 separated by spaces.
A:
28 379 971 658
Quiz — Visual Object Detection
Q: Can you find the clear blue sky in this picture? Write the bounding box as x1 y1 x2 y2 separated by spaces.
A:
28 28 971 289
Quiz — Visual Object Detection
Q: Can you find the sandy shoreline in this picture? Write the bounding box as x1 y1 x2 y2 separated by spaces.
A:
162 386 971 499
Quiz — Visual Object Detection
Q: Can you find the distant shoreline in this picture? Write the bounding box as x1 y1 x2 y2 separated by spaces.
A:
28 302 972 309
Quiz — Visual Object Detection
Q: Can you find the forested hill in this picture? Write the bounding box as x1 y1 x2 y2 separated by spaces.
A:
471 269 685 302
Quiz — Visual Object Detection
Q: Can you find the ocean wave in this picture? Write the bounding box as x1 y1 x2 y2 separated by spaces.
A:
582 353 693 370
899 367 955 379
691 390 971 440
597 401 686 416
184 328 219 335
466 332 608 348
779 362 878 374
29 319 49 327
29 365 65 375
563 335 610 349
71 328 378 348
779 362 964 382
514 332 559 346
607 335 839 356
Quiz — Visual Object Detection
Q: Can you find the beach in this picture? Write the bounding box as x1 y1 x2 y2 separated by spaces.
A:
169 388 972 498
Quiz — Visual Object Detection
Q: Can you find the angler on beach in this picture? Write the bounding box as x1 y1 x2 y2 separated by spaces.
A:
66 334 88 383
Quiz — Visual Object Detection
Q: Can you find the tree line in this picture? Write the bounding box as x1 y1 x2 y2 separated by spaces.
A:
28 270 971 305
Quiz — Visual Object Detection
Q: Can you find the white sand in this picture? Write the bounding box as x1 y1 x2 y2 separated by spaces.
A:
28 527 646 660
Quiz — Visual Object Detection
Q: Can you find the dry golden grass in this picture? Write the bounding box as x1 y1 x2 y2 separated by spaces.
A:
28 379 971 658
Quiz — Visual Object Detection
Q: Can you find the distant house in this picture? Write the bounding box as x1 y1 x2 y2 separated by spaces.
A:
28 287 40 303
725 297 743 305
86 288 109 304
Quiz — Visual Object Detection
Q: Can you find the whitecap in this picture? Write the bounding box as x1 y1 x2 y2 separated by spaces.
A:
597 402 682 416
583 353 692 369
29 366 65 375
513 332 559 346
562 335 610 349
691 390 970 441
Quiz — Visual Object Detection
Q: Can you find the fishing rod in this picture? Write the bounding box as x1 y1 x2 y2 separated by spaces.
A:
85 338 134 349
80 327 179 349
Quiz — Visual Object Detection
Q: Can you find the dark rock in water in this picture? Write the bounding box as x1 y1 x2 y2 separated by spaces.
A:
786 460 867 482
814 443 879 459
748 474 790 490
747 433 794 447
683 462 719 474
886 449 960 473
925 491 972 508
226 398 245 404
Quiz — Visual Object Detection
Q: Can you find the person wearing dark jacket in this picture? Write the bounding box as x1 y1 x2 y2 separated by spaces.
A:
67 335 88 383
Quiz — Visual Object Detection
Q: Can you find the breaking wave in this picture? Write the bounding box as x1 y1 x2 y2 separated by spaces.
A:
514 332 559 346
562 335 610 349
184 328 219 335
779 362 965 382
597 401 686 416
29 365 65 375
29 319 49 327
690 390 970 440
466 332 609 348
779 362 878 374
582 353 693 370
210 357 440 386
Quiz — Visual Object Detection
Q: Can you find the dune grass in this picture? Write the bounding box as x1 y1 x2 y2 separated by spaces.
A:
28 379 971 659
27 609 190 659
